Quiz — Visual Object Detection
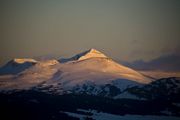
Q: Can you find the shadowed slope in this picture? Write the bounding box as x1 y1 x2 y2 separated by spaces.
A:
0 58 37 75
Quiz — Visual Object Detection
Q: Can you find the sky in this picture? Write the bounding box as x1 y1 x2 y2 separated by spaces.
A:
0 0 180 66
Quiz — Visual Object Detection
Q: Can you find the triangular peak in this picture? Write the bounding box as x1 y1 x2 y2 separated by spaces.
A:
59 48 108 63
78 48 107 60
85 48 104 54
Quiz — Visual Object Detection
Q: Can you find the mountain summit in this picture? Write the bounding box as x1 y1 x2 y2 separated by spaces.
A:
73 48 107 61
59 48 107 63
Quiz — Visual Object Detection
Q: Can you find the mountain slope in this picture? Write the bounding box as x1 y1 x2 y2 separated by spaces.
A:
125 77 180 101
0 58 37 75
0 60 59 90
54 57 151 88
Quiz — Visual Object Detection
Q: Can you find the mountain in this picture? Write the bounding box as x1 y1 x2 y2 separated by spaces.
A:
0 49 152 94
0 49 179 101
0 58 37 75
0 49 180 118
125 77 180 101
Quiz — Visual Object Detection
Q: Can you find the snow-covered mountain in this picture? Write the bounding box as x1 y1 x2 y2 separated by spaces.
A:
2 49 179 100
0 58 37 75
1 49 179 118
0 49 153 93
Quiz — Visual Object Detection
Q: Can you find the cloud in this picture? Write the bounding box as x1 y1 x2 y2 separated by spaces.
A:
124 54 180 72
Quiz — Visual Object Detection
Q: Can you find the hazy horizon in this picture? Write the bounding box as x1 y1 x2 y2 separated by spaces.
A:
1 0 180 66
